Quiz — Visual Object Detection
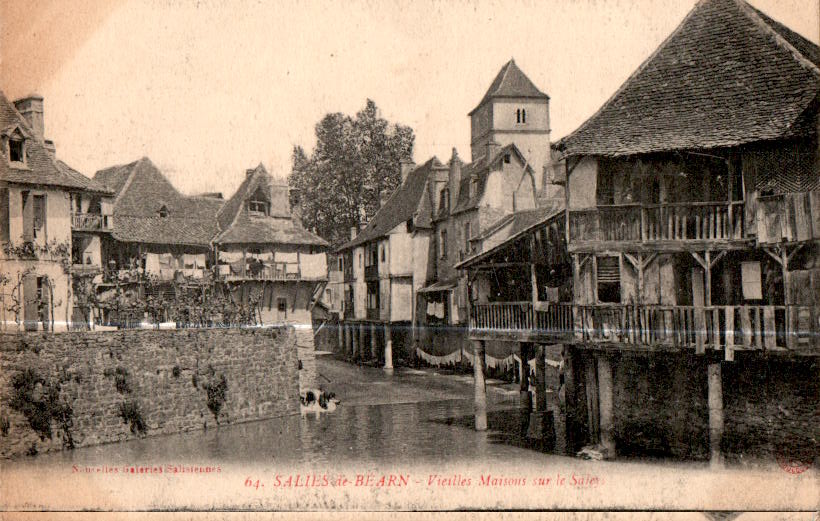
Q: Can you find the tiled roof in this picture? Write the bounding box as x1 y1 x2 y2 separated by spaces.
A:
447 144 533 216
215 163 327 247
94 157 221 246
554 0 820 158
470 59 549 115
0 91 112 193
338 157 443 251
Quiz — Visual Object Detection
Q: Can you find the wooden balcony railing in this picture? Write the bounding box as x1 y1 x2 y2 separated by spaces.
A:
364 264 379 280
218 264 300 281
569 202 744 244
72 213 113 231
574 304 817 352
471 302 575 338
470 302 818 353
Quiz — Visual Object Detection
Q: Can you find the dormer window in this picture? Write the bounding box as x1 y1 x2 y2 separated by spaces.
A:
503 153 511 164
9 138 24 163
247 187 270 216
158 205 169 218
516 108 526 124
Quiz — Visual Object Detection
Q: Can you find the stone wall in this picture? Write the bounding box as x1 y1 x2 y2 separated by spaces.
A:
0 326 300 458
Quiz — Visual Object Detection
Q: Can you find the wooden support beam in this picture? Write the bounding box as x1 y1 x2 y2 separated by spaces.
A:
708 362 725 468
597 355 615 457
709 250 728 268
473 340 488 431
530 263 539 305
384 323 393 373
622 252 640 271
690 251 707 270
762 246 783 266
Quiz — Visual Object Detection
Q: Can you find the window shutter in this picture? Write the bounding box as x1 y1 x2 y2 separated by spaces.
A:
597 256 620 283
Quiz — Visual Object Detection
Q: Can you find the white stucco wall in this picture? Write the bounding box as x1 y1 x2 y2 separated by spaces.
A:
568 156 598 210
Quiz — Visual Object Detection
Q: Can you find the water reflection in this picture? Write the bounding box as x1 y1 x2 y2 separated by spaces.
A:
6 399 551 471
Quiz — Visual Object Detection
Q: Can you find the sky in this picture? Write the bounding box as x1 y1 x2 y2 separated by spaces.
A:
1 0 818 197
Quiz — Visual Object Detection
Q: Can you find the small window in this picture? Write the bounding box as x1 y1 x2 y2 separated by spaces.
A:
597 256 621 303
516 108 526 124
248 200 269 216
338 257 343 271
9 138 24 163
380 245 385 262
503 153 511 164
464 222 471 250
439 229 447 259
277 297 287 313
516 109 521 124
521 108 526 124
359 253 362 268
32 195 45 239
158 205 169 218
439 188 449 212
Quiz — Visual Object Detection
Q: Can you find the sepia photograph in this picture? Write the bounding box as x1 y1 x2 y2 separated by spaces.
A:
0 0 818 517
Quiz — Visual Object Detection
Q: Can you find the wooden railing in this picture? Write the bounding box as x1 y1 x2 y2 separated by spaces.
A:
72 213 112 231
574 304 817 352
219 264 299 281
364 265 379 280
569 202 744 243
470 302 818 353
471 302 574 338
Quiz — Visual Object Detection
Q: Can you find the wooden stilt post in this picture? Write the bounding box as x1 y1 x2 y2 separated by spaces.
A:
383 322 393 373
358 322 366 362
337 315 344 353
473 339 487 431
370 322 378 360
596 354 615 457
342 323 349 358
707 362 724 468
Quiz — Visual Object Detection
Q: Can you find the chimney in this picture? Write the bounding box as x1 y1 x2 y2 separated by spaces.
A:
486 139 500 163
44 140 56 156
448 148 461 212
289 188 302 226
350 226 358 241
399 159 415 185
13 94 45 141
246 168 256 178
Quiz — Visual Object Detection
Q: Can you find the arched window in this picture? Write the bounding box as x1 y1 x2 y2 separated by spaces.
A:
158 205 169 218
516 109 521 124
521 108 526 124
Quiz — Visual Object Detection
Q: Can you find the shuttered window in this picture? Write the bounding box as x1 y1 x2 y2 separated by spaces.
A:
597 256 621 303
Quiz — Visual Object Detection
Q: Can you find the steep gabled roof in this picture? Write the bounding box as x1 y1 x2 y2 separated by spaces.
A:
469 59 549 115
447 143 534 216
215 163 327 247
554 0 820 158
0 91 112 193
338 157 443 251
93 157 221 247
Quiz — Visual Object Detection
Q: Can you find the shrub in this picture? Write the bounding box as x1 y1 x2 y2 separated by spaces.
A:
114 367 131 394
204 374 228 422
9 369 74 445
118 401 147 435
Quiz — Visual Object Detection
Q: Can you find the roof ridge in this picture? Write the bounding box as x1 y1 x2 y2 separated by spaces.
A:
112 158 143 205
357 158 433 236
734 0 820 77
555 0 707 153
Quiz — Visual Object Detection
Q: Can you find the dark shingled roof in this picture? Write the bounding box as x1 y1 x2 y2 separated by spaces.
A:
470 59 549 115
554 0 820 158
215 163 327 247
339 157 444 251
0 91 112 193
93 157 221 247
